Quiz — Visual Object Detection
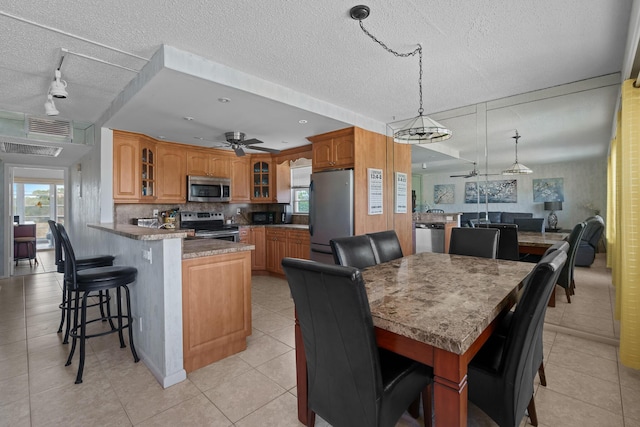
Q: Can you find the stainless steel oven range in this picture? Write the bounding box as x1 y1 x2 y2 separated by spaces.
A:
180 211 239 242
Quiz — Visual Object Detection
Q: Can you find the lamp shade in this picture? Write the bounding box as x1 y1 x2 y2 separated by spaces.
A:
544 201 563 211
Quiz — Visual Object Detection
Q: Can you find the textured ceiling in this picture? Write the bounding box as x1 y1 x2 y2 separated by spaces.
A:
0 0 637 172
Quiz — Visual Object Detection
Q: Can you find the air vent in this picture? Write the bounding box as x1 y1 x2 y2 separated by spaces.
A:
26 116 73 142
0 141 63 157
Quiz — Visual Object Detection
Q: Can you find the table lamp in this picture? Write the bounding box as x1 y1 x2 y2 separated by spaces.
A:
544 201 563 230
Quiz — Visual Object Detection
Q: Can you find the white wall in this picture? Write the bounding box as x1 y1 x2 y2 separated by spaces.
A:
418 157 607 229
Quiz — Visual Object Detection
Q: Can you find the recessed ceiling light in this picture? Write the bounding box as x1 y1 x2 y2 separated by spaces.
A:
194 136 204 140
183 116 195 121
281 141 289 144
158 136 166 139
218 98 231 103
298 120 308 124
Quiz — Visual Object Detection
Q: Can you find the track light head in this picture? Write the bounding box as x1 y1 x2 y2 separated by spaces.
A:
44 94 59 116
49 69 68 98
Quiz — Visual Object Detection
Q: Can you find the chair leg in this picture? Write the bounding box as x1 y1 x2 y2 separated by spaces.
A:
57 279 67 333
306 409 316 427
565 287 571 303
116 287 126 348
538 361 547 387
63 286 74 344
65 292 80 362
527 396 538 426
408 397 420 418
422 384 433 427
75 292 89 384
104 290 116 331
123 285 139 363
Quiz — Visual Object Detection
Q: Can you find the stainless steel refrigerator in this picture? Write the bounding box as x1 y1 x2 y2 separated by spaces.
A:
309 169 354 264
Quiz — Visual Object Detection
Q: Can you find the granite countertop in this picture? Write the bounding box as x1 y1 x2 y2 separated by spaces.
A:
182 239 254 259
518 231 569 247
239 224 309 230
361 252 535 355
88 223 190 240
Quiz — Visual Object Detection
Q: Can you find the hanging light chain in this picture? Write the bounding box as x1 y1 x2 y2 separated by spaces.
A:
358 20 423 115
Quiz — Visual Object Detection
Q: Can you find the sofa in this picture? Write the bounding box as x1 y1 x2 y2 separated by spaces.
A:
575 215 605 267
460 211 533 227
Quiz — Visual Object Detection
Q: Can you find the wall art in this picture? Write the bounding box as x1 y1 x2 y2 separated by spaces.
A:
464 180 517 203
434 184 455 204
533 178 564 202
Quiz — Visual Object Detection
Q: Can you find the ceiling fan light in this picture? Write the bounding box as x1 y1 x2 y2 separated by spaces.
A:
44 94 59 116
393 114 452 144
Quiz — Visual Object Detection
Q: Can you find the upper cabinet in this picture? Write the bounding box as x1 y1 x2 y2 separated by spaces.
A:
140 137 156 200
113 131 141 201
156 143 187 203
251 156 273 202
309 128 354 172
186 149 231 178
230 156 251 202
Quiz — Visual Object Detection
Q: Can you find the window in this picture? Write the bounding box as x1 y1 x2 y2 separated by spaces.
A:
291 165 311 214
13 178 64 249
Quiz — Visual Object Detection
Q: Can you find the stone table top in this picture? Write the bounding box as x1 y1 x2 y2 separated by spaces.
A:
518 231 569 248
361 252 535 355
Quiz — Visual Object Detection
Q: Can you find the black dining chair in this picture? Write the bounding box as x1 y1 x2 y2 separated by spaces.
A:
513 217 545 232
449 227 500 259
282 258 433 427
57 223 139 384
367 230 403 263
468 249 567 427
330 235 377 269
556 222 587 302
477 223 519 261
48 220 116 343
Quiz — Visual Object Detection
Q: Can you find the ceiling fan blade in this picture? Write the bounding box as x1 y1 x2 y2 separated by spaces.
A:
242 138 264 145
247 145 281 154
234 146 246 157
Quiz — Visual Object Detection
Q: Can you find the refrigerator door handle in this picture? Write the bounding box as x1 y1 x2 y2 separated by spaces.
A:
308 179 314 236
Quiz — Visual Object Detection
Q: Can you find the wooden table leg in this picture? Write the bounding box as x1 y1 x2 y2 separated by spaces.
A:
433 348 468 427
294 312 308 425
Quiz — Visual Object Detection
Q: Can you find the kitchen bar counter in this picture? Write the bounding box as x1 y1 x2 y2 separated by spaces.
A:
88 223 190 240
239 224 309 230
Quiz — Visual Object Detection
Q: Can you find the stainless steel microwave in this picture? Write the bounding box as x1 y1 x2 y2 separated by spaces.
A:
187 176 231 202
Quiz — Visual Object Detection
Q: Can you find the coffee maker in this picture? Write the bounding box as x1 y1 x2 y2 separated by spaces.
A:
280 205 292 224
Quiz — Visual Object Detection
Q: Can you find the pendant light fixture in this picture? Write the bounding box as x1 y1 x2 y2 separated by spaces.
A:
350 5 452 144
502 130 533 175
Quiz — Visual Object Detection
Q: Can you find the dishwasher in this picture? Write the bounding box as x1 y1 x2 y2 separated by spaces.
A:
415 222 446 253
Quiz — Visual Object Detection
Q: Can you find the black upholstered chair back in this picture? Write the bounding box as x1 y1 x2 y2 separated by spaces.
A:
449 227 500 259
48 220 65 273
469 249 566 426
478 223 519 261
543 240 570 258
330 235 377 269
513 217 545 232
367 230 403 263
557 222 587 291
281 258 384 426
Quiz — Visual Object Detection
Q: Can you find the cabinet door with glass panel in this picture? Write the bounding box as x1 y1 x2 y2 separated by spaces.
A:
140 137 156 199
251 157 273 202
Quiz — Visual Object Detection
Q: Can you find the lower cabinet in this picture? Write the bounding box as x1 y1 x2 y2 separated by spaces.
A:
266 227 310 275
240 226 266 271
181 251 252 373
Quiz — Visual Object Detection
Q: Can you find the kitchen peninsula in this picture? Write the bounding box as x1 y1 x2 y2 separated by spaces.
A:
88 223 253 387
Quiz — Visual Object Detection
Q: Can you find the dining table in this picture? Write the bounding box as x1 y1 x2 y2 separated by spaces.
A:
293 252 536 427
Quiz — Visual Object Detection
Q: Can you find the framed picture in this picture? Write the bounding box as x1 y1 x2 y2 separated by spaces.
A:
395 172 408 213
533 178 564 202
465 180 517 203
434 184 455 204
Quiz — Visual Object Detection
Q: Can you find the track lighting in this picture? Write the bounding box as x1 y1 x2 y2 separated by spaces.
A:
44 94 59 116
49 69 68 98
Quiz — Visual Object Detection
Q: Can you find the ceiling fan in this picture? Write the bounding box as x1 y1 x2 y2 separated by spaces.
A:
214 131 281 157
449 162 501 178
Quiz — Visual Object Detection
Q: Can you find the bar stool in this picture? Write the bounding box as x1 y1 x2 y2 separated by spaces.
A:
56 223 139 384
48 221 115 343
14 236 37 266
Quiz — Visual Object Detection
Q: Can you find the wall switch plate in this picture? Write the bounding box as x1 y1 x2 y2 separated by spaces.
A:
139 317 143 332
142 248 152 264
236 208 241 214
153 209 159 217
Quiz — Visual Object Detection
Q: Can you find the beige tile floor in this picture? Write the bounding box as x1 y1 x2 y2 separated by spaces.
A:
1 252 639 426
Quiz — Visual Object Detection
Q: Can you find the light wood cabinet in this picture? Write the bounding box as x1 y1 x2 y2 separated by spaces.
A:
286 229 310 260
230 157 251 202
251 156 273 202
239 226 266 271
309 128 354 171
266 228 287 275
186 149 231 178
276 161 291 203
140 137 156 200
113 131 141 201
182 251 252 373
156 143 187 203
